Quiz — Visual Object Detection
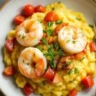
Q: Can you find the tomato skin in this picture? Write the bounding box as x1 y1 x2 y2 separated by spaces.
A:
89 42 96 52
5 38 15 52
68 88 78 96
3 66 15 76
35 5 45 12
44 67 55 81
23 4 35 17
74 52 84 60
81 75 94 88
23 83 34 96
52 73 61 84
14 15 25 25
55 23 68 34
44 11 59 22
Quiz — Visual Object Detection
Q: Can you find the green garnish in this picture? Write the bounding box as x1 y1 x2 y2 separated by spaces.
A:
76 17 81 21
57 50 64 56
36 46 42 51
67 61 72 65
47 29 53 36
80 57 85 61
22 34 25 39
89 24 94 28
54 42 59 50
67 40 70 43
47 22 53 27
42 81 46 85
27 63 29 65
52 7 55 10
72 40 76 44
49 58 56 69
56 20 62 24
74 68 78 74
41 38 48 45
43 29 47 33
68 69 73 75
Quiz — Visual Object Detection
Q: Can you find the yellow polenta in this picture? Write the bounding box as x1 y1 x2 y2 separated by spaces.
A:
4 2 96 96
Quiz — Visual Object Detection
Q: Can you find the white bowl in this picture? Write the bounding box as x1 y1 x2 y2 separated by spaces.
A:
0 0 96 96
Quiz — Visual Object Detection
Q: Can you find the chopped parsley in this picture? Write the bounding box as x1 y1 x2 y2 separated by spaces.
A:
41 38 48 45
74 68 78 74
72 40 76 44
47 29 53 36
22 34 25 39
67 40 70 43
47 22 53 27
80 57 85 61
52 7 55 10
67 61 72 65
54 42 59 50
76 17 81 21
89 24 94 28
56 20 62 24
68 69 73 75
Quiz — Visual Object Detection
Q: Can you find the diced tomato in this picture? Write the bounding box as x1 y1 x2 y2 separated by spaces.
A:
74 52 84 60
89 42 96 52
52 73 61 83
35 5 45 12
68 88 78 96
44 67 55 81
3 66 15 76
14 15 25 25
81 75 94 88
5 38 15 52
55 23 68 34
23 4 35 17
44 11 59 22
23 83 34 96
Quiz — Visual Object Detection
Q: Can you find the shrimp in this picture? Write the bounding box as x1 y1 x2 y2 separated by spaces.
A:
58 25 87 54
18 47 47 79
16 19 43 46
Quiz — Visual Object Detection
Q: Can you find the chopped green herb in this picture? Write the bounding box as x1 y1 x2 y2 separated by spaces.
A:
57 50 64 56
42 81 46 85
80 57 85 61
56 20 62 24
49 58 56 69
76 17 81 21
47 22 53 27
47 29 53 36
89 24 94 28
52 7 55 10
27 63 29 65
41 38 48 45
43 29 47 33
74 68 78 74
72 40 76 44
23 60 24 63
54 42 59 50
68 69 73 75
67 40 70 43
22 34 25 39
67 61 72 65
36 46 42 51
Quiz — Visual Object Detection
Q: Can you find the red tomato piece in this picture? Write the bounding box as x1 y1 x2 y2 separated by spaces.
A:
44 11 59 22
5 38 15 52
35 5 45 12
89 42 96 52
23 83 34 96
44 67 55 81
81 75 94 88
14 15 25 25
74 52 84 60
68 88 78 96
52 73 61 84
3 66 15 76
23 4 35 17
